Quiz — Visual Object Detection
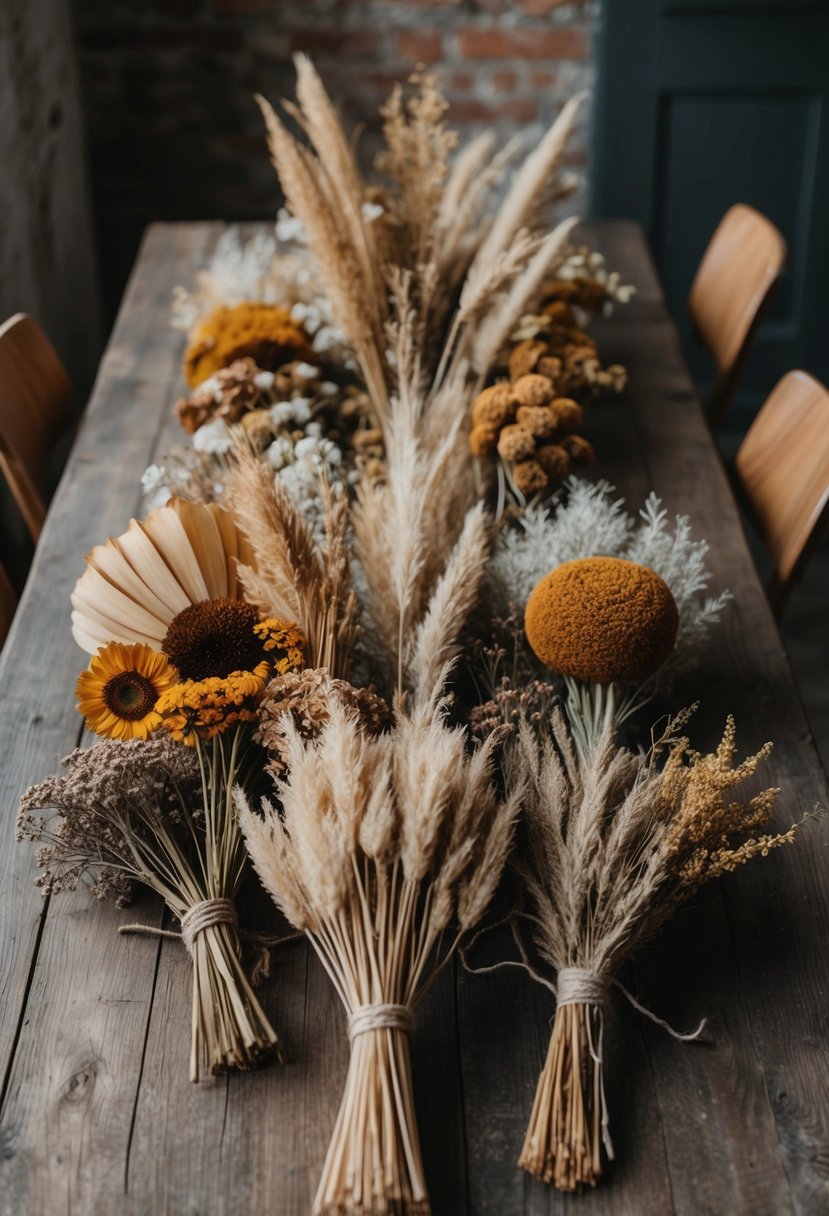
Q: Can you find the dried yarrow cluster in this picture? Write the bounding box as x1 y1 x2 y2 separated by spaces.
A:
514 708 798 1191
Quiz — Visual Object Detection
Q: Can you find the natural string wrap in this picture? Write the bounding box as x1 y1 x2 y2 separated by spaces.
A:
556 967 610 1008
347 1004 413 1042
179 898 238 956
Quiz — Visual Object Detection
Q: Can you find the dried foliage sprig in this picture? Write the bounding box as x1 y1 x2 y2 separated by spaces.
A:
513 708 800 1190
223 447 357 678
239 701 521 1216
18 732 282 1081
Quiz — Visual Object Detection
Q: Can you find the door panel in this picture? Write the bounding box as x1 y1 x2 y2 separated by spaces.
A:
591 1 829 436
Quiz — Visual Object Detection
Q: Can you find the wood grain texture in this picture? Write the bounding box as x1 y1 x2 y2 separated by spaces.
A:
0 220 826 1215
0 313 73 541
688 203 787 430
735 369 829 606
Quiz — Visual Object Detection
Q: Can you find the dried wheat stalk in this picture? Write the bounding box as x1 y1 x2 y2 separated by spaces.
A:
239 702 520 1215
513 708 800 1190
258 58 587 435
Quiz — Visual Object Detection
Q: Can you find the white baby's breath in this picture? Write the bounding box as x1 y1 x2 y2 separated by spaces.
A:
193 417 234 455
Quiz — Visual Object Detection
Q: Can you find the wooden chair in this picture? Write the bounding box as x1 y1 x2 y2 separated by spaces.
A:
689 204 787 430
0 558 16 650
735 370 829 615
0 313 72 541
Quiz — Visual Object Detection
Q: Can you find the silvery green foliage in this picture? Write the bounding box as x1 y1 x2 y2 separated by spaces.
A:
490 477 730 682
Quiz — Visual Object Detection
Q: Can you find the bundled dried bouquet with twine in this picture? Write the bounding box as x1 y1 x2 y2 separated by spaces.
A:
512 707 800 1190
240 699 519 1215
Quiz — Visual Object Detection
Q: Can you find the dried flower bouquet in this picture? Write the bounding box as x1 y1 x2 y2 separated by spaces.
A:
513 708 799 1191
20 499 307 1080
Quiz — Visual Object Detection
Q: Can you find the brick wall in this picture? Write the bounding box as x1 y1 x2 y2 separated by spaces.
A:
72 0 597 316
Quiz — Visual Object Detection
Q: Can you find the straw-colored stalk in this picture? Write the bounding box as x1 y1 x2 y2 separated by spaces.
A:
519 1001 603 1190
513 708 799 1190
238 704 520 1215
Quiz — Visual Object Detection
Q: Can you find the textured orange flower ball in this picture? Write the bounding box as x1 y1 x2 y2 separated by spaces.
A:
184 302 313 387
525 556 678 684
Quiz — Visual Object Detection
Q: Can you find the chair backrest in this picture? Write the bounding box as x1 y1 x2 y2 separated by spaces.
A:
0 558 16 651
689 204 787 430
735 370 829 613
0 313 72 540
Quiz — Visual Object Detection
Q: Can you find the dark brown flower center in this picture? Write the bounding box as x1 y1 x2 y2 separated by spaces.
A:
103 671 158 721
162 598 262 680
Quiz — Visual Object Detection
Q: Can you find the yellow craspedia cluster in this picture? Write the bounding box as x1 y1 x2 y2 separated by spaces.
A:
183 302 314 387
155 662 272 744
524 556 679 684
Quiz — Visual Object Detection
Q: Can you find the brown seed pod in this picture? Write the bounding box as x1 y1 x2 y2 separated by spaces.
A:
537 355 563 382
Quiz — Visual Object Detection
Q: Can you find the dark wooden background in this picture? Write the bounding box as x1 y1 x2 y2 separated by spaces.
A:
0 220 827 1215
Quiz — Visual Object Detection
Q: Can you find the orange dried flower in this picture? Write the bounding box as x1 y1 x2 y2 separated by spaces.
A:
184 302 313 387
512 459 549 497
515 405 559 441
469 423 500 456
497 424 536 463
512 374 556 409
471 383 516 429
561 434 595 466
549 397 583 434
536 444 571 479
524 557 678 684
508 340 547 381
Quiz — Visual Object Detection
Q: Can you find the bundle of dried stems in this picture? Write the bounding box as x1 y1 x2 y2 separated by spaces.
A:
512 708 799 1190
18 732 281 1081
239 702 520 1215
257 57 584 430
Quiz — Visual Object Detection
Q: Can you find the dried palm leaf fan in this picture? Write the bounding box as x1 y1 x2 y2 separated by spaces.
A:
71 498 255 653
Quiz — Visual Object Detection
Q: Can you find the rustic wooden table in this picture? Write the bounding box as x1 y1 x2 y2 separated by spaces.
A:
0 220 827 1216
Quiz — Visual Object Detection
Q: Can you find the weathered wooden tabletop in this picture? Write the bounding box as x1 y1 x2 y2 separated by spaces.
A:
1 220 827 1216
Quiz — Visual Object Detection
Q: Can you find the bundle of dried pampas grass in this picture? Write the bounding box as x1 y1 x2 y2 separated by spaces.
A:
257 57 585 431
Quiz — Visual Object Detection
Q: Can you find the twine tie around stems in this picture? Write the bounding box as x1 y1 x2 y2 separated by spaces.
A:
179 898 238 956
556 967 610 1008
347 1003 413 1042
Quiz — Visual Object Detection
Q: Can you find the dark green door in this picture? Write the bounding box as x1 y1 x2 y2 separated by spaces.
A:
590 1 829 440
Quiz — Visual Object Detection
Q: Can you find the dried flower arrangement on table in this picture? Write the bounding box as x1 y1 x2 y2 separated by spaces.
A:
16 55 807 1216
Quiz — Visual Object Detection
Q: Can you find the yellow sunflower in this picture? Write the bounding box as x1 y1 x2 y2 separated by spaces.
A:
76 642 178 740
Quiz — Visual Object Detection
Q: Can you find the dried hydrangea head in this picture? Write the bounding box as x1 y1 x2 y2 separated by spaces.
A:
175 357 273 434
525 556 679 684
183 302 313 387
515 405 559 441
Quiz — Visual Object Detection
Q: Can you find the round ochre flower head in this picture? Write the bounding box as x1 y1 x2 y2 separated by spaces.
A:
524 556 678 684
76 642 177 740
